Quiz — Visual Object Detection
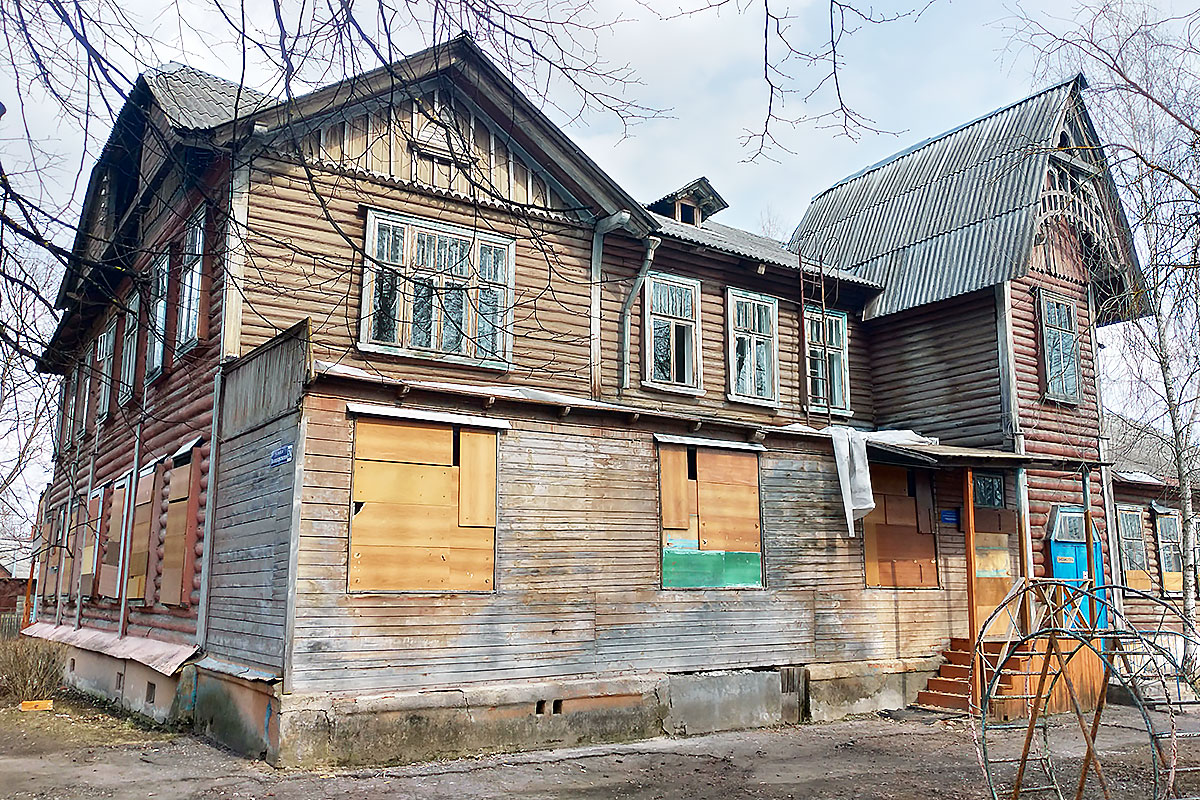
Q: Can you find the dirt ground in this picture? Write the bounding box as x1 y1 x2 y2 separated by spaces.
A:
2 695 1199 800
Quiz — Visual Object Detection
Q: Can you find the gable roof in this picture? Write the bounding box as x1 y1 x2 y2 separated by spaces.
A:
647 177 729 220
789 76 1086 320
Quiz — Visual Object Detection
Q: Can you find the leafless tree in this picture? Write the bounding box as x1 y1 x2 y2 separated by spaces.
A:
1012 0 1200 669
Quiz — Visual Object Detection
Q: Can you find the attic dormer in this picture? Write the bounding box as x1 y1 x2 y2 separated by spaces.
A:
647 177 729 226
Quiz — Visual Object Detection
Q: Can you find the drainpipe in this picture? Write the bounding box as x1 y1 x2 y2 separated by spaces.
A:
618 236 662 395
590 211 632 399
194 365 224 647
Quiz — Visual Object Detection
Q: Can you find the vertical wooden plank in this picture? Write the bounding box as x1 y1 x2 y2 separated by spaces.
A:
458 429 497 527
695 449 761 553
964 467 980 709
97 485 126 598
659 445 690 530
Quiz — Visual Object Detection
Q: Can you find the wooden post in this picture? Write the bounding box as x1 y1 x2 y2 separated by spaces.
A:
964 467 980 710
1083 468 1097 630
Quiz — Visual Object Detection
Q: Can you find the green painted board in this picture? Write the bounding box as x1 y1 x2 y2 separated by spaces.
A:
662 548 763 589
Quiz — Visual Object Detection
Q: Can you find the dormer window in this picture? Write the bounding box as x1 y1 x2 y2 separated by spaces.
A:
678 202 700 226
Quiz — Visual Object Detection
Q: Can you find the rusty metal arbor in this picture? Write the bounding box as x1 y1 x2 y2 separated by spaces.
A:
971 579 1200 800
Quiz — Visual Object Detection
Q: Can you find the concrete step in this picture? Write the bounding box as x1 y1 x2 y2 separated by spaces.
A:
916 690 970 711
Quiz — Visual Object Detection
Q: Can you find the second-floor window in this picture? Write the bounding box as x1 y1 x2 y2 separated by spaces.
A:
177 207 205 350
360 210 513 366
727 289 778 404
59 376 75 449
805 307 850 414
96 321 116 422
1041 292 1080 402
644 273 701 391
119 294 138 404
146 253 169 382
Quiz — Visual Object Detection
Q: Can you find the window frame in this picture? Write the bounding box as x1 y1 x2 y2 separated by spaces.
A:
96 320 117 423
176 206 205 353
726 288 779 407
358 209 515 370
145 252 169 384
1117 504 1151 591
119 293 139 405
973 472 1005 509
59 375 75 450
1040 290 1081 404
642 272 704 396
804 306 851 415
1155 510 1183 594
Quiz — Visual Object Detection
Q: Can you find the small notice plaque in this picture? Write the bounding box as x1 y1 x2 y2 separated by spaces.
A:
270 444 294 467
940 509 959 525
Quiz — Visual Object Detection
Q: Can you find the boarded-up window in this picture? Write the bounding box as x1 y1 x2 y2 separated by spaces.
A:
126 467 159 605
96 482 127 599
61 505 80 599
160 452 198 607
659 444 763 589
349 418 496 592
863 465 938 588
1118 506 1151 592
79 493 102 597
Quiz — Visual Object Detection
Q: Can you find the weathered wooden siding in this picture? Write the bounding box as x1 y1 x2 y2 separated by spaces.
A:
205 410 298 671
1012 216 1108 579
867 289 1004 447
239 156 875 435
598 235 875 428
285 377 971 696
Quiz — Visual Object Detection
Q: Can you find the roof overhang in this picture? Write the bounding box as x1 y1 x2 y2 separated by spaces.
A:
23 622 197 676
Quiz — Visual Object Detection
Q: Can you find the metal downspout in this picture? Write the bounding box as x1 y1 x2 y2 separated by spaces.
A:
194 366 224 647
618 236 662 395
590 211 632 399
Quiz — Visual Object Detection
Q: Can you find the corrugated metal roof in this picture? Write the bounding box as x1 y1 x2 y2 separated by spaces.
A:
651 212 880 287
143 62 275 131
789 77 1082 319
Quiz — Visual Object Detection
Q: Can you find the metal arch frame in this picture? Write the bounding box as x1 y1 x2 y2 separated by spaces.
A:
970 578 1200 800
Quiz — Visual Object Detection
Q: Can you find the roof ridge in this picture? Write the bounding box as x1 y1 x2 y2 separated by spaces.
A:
815 74 1083 200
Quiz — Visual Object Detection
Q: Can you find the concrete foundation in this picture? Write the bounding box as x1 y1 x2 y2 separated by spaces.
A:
664 671 783 735
60 644 183 723
192 665 281 762
806 657 940 722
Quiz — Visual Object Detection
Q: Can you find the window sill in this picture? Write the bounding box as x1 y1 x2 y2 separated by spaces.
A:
1043 393 1081 407
807 405 854 419
357 340 511 372
641 379 705 398
726 392 780 411
660 584 766 591
176 336 200 358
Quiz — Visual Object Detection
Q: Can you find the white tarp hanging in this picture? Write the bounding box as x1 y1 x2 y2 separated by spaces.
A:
829 427 874 537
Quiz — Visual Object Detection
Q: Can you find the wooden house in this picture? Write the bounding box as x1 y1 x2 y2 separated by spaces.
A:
28 39 1141 763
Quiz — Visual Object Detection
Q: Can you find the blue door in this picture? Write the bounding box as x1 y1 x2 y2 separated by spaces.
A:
1048 507 1108 629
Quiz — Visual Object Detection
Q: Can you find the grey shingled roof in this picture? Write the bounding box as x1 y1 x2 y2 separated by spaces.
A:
143 63 276 131
790 77 1081 319
651 212 879 287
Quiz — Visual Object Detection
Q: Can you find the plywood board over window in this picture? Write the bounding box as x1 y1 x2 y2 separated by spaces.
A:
349 418 496 592
126 466 161 605
863 464 938 588
79 493 102 597
96 482 126 599
658 444 762 589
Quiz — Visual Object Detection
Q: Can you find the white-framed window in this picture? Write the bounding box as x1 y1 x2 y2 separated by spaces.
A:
805 307 850 414
119 293 139 404
177 206 205 350
1041 291 1080 402
59 375 75 450
145 252 169 382
359 210 514 367
1117 505 1151 590
727 288 778 405
75 360 90 437
1155 511 1182 592
644 273 702 392
96 321 116 422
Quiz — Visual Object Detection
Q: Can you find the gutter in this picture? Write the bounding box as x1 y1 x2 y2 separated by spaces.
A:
618 236 662 395
589 210 632 399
